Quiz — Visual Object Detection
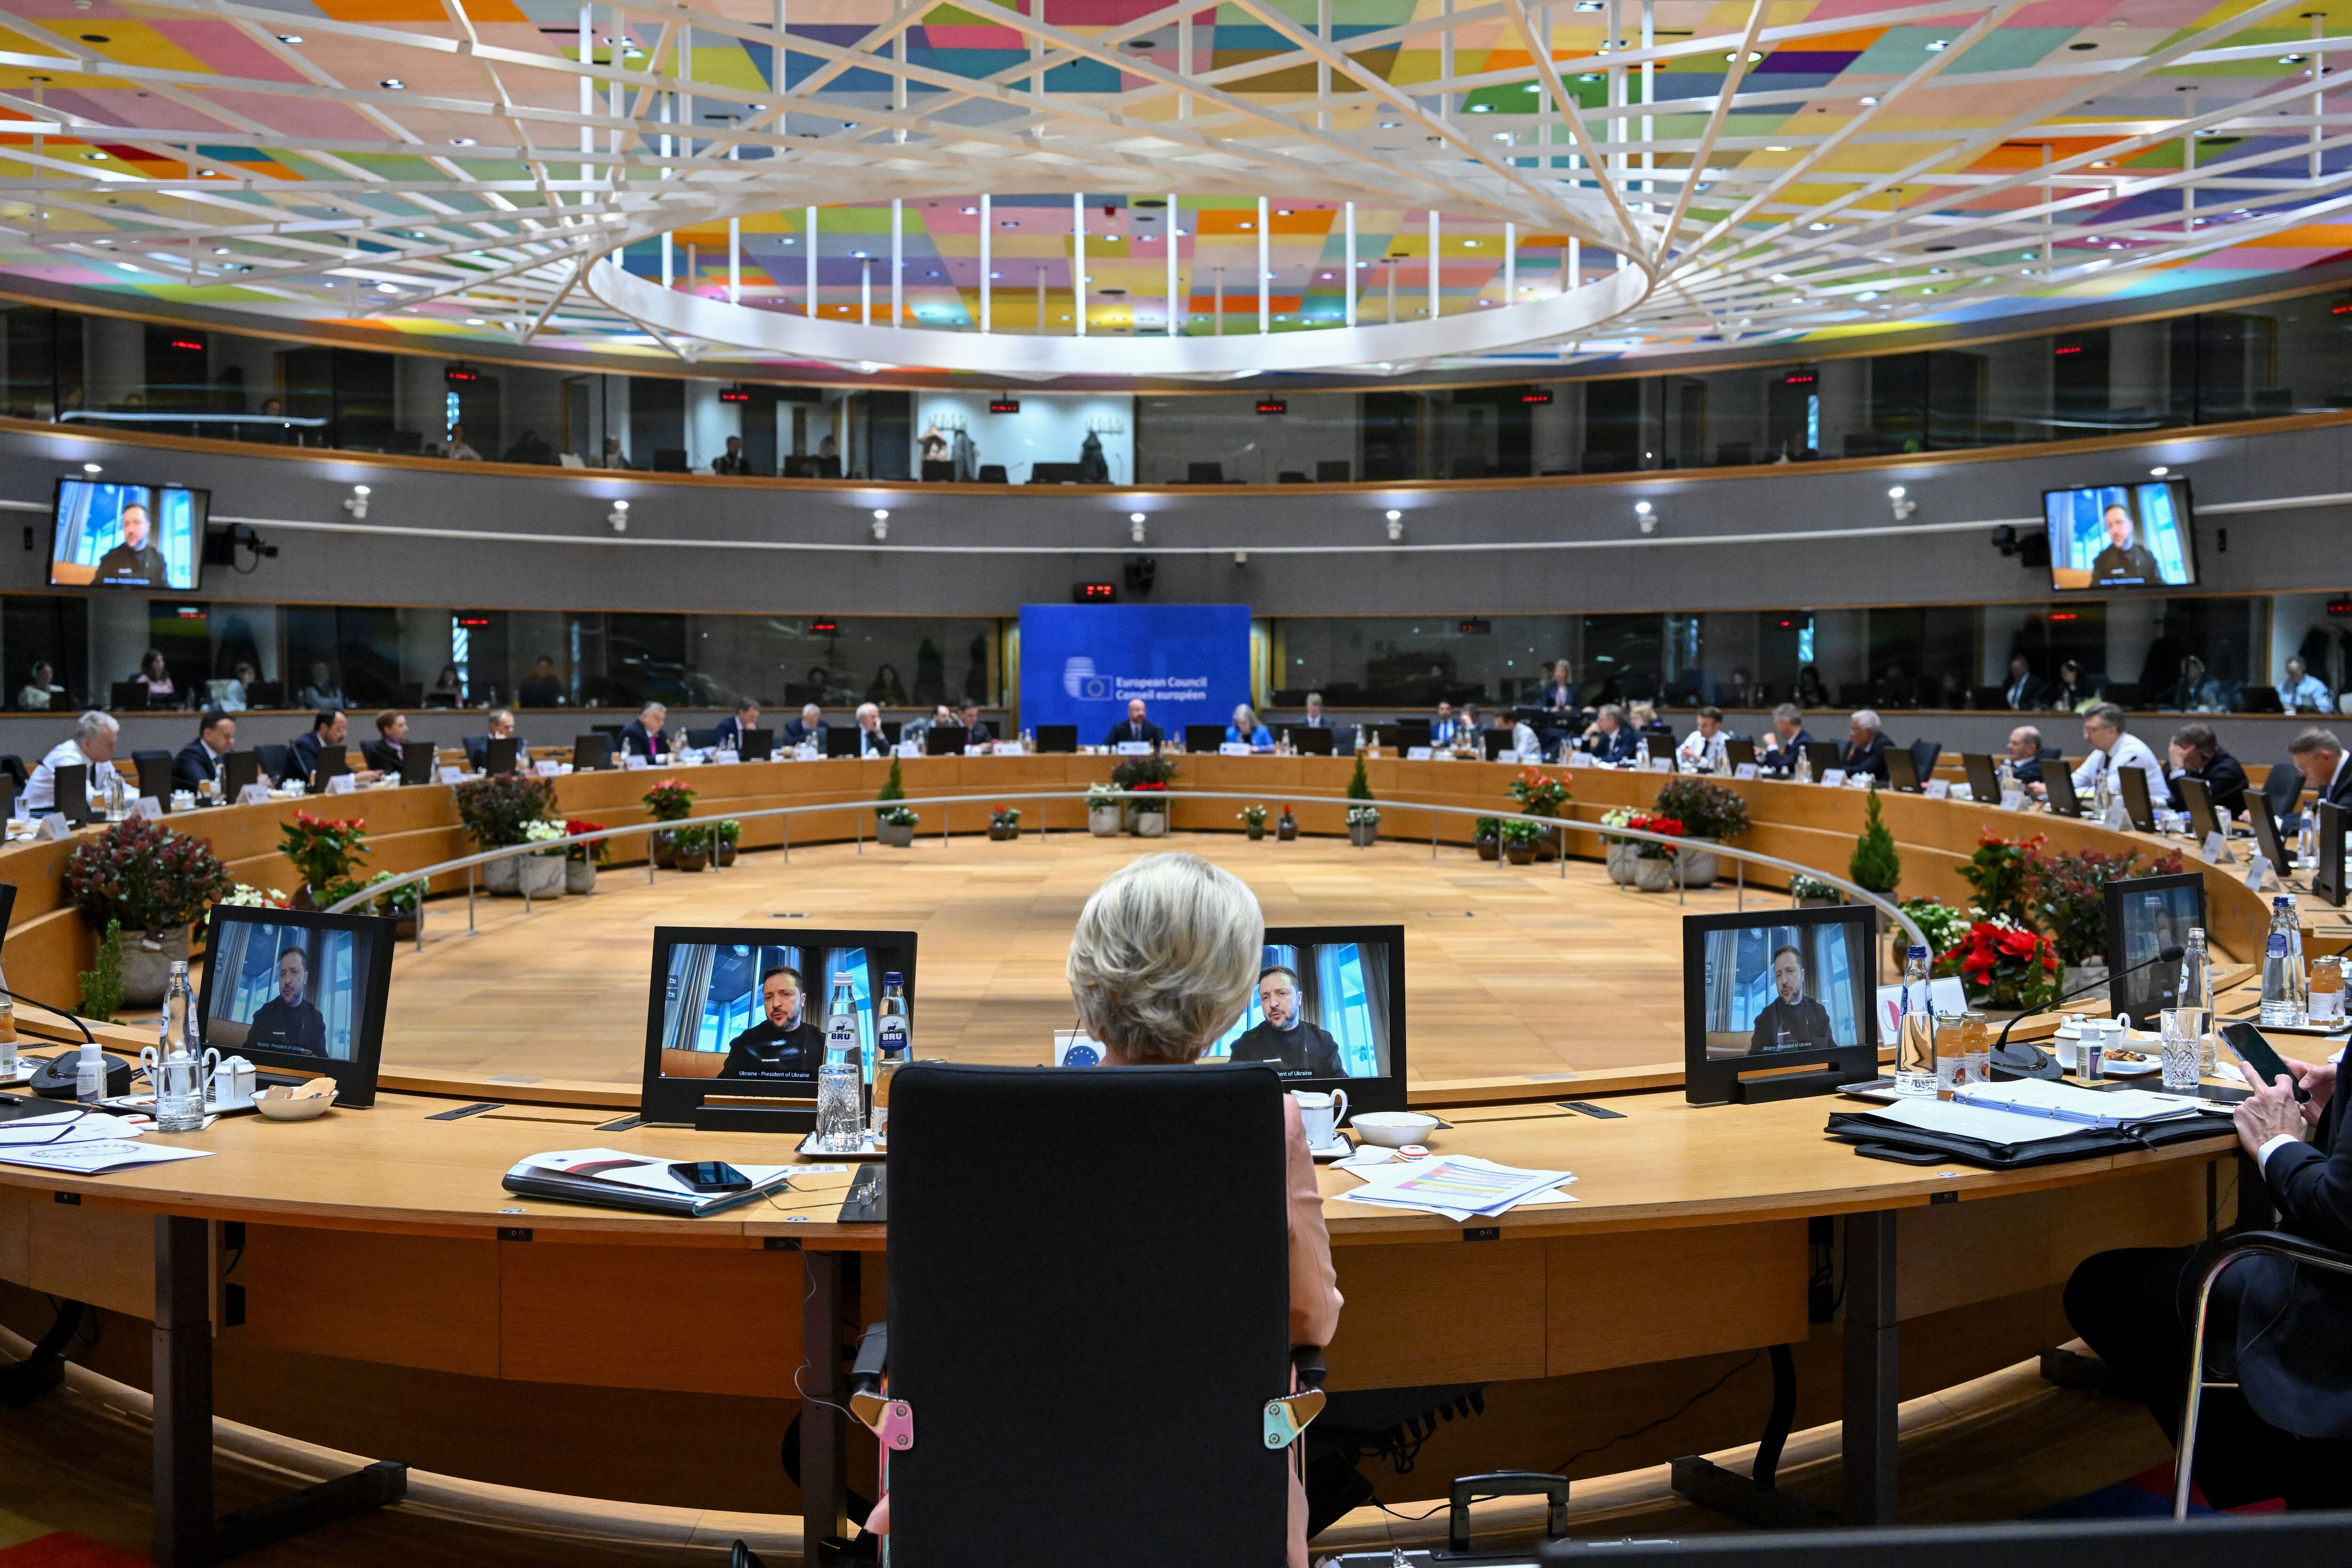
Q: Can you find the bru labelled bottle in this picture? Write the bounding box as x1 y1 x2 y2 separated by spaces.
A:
871 971 909 1147
816 973 865 1152
2261 895 2309 1028
1894 946 1937 1097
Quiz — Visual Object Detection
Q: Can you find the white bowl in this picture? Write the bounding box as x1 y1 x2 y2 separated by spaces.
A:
253 1089 336 1122
1349 1111 1439 1148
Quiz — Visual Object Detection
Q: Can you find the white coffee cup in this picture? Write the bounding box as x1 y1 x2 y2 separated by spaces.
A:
1292 1089 1348 1148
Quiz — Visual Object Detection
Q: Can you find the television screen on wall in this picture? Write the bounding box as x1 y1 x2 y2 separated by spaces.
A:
2042 478 2196 591
50 478 207 590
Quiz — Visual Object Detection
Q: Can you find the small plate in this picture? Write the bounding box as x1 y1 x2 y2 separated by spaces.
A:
1309 1136 1356 1162
2083 1056 2162 1077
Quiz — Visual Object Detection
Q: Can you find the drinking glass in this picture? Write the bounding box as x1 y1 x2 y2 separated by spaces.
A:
2160 1009 2202 1094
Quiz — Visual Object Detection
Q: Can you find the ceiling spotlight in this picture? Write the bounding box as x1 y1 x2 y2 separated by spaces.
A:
1924 39 1947 50
464 317 485 325
374 281 398 293
608 498 629 532
277 33 302 43
1130 516 1147 544
80 462 101 475
871 508 890 541
1859 95 1879 104
380 79 405 89
450 137 477 146
2150 464 2170 478
1888 484 1915 521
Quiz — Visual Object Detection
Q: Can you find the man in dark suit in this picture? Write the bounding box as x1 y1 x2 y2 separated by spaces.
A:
1757 704 1811 773
1298 692 1333 730
173 709 235 796
2289 727 2352 813
1748 946 1836 1052
719 965 826 1080
1226 967 1344 1077
2064 1047 2352 1507
2003 724 2047 788
714 699 759 753
956 701 995 750
2003 653 2043 711
364 710 411 774
1576 704 1640 764
2167 721 2249 819
851 702 892 756
287 709 364 786
619 701 669 763
782 703 826 752
1104 698 1163 748
462 708 526 772
245 945 329 1057
1839 710 1891 781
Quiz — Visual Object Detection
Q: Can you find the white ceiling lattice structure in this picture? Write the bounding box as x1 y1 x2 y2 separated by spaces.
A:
1 0 2350 375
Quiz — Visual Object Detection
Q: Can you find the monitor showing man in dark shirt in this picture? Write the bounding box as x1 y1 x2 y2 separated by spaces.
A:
1227 966 1345 1077
2090 502 2163 587
245 945 328 1056
1748 944 1835 1052
95 502 169 587
720 965 825 1080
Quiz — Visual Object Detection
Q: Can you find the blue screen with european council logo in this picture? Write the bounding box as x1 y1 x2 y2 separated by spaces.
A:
1017 604 1253 736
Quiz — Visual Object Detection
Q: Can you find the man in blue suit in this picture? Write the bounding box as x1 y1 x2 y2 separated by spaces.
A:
620 701 669 763
173 709 235 796
1757 704 1812 773
1577 704 1640 764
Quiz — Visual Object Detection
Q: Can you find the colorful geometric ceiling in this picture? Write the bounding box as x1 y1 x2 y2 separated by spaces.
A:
2 0 2351 376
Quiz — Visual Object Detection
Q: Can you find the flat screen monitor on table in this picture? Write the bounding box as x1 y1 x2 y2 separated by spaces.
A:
1199 924 1408 1114
2043 478 2196 591
2116 764 2158 832
398 744 437 787
639 926 918 1126
924 725 967 757
1033 724 1077 754
2251 797 2295 874
2103 872 2205 1027
739 728 775 762
1683 906 1878 1105
2045 763 2084 818
49 478 206 590
2177 775 2222 846
1291 727 1334 756
2317 800 2348 908
1962 754 2001 803
1802 741 1842 780
1724 738 1757 772
196 907 395 1106
1184 725 1227 754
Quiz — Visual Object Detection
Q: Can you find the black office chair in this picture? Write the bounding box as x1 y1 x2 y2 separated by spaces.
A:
977 464 1008 484
2265 760 2306 823
0 755 25 793
2172 1229 2352 1517
1278 470 1308 483
652 447 690 473
684 727 718 750
830 1062 1321 1568
255 743 291 783
1187 461 1224 484
1909 738 1941 787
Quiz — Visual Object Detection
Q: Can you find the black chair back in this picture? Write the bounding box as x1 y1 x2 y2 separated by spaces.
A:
135 754 173 805
740 727 775 762
255 744 291 784
924 725 967 756
1033 724 1077 754
572 734 613 772
886 1062 1291 1566
225 750 261 798
684 727 718 750
0 755 25 791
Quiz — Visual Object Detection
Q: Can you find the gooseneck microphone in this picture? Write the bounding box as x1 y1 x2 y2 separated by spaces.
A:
1990 944 2185 1080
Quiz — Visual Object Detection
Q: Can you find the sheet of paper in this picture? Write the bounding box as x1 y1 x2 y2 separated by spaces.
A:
1335 1154 1575 1220
1959 1079 2207 1125
509 1147 795 1194
0 1111 145 1146
1858 1098 2082 1145
0 1140 212 1175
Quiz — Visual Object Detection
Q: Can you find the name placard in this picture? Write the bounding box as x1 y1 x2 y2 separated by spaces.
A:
240 782 276 804
2201 829 2236 865
1115 741 1153 756
1220 742 1253 756
1923 780 1951 799
326 774 357 796
1406 747 1434 760
1733 763 1759 780
1821 769 1848 788
133 796 163 820
2000 789 2026 812
2244 852 2275 891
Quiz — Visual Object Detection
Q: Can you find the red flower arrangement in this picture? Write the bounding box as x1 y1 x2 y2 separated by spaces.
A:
1934 919 2062 1010
564 818 610 865
1127 780 1169 812
1625 812 1686 860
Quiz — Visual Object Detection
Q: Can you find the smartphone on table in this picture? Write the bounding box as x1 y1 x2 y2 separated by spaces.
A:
669 1161 753 1192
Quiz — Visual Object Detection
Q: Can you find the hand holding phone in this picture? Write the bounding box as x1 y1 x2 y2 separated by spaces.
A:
2221 1021 2312 1105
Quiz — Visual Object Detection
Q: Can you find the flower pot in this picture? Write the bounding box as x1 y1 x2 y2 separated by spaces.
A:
675 849 709 872
1504 842 1534 865
488 854 565 898
989 824 1016 841
1089 805 1123 837
119 926 191 1007
291 885 319 912
1795 896 1841 909
565 860 598 895
1633 856 1677 892
1246 824 1266 841
1348 822 1378 848
483 857 520 895
1677 839 1720 889
878 820 915 848
1605 843 1639 884
1277 817 1297 841
390 914 418 942
1135 812 1169 838
1477 839 1499 860
715 841 737 866
1535 824 1563 862
652 829 679 868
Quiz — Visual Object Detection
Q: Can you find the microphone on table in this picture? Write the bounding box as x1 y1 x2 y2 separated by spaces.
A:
1991 944 2185 1081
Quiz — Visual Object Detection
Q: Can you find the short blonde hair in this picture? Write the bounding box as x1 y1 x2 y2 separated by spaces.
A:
1066 852 1263 1064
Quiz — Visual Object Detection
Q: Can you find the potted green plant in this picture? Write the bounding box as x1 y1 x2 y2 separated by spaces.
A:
989 805 1022 841
1087 783 1123 837
1789 874 1843 908
453 774 561 893
1848 784 1902 907
877 758 919 847
1239 804 1269 841
1597 805 1641 884
641 778 696 867
1628 812 1685 892
1898 897 1969 959
670 823 712 872
1276 804 1297 841
1508 768 1572 860
78 918 123 1023
63 816 229 1005
278 811 370 909
1347 803 1381 849
714 819 741 866
1653 777 1749 889
1474 817 1501 860
1499 818 1539 864
358 870 422 939
564 818 609 894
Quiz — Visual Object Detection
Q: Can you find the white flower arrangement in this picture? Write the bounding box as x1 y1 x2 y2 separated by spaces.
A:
523 818 569 857
220 883 291 909
1346 804 1381 827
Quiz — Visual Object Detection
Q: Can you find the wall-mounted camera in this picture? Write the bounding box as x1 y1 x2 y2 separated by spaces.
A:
202 523 278 574
1989 524 2049 569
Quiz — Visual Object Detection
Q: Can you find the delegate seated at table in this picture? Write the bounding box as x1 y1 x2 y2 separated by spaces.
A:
1226 967 1345 1078
246 947 329 1057
1104 698 1163 748
1749 946 1835 1053
719 966 826 1080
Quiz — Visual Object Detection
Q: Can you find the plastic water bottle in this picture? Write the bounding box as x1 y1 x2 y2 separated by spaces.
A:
2177 928 2213 1075
816 972 865 1152
1895 946 1938 1097
1795 747 1814 785
870 972 909 1148
1635 736 1652 771
151 961 205 1134
74 1041 105 1105
2261 896 2309 1027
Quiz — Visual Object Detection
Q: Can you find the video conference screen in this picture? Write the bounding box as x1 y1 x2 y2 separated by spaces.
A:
654 934 915 1084
2109 874 2204 1024
1698 920 1868 1058
50 478 206 590
204 916 376 1061
1203 937 1394 1079
2042 478 2196 590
